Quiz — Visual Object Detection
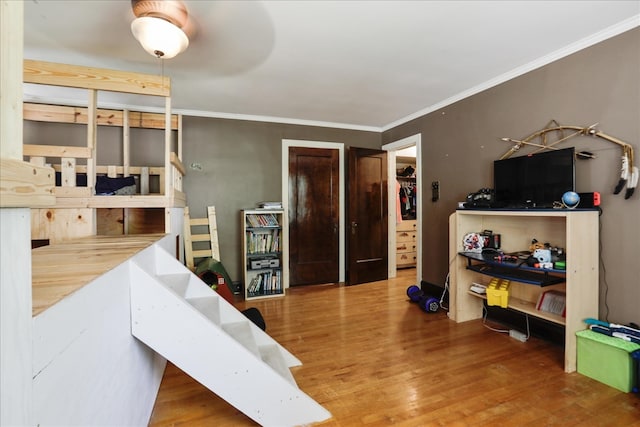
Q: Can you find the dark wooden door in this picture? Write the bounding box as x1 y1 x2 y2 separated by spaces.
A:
347 147 388 285
288 147 340 285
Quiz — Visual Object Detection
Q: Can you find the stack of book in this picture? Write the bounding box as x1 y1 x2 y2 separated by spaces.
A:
246 229 280 254
247 270 282 295
246 213 279 227
257 201 282 209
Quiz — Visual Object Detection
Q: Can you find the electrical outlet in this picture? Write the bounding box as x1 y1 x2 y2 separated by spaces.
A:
431 181 440 202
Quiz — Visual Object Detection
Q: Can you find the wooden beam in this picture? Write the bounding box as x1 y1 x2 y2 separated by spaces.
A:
50 164 162 174
177 114 183 160
1 2 23 160
170 152 186 176
164 97 171 198
0 158 55 207
87 89 97 190
53 194 186 209
61 158 77 187
123 110 130 177
1 4 33 424
207 206 220 261
23 103 179 130
23 144 92 159
24 59 170 97
53 187 92 198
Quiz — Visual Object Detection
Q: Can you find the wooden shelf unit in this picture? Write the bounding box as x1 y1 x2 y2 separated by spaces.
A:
241 209 287 300
449 209 599 373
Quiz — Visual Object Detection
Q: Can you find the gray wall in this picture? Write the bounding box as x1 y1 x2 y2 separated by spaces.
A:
24 123 167 167
25 28 638 324
383 28 640 324
181 118 380 283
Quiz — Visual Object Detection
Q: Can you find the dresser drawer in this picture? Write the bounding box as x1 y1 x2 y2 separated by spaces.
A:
397 220 417 232
396 241 417 253
396 231 416 242
396 252 417 266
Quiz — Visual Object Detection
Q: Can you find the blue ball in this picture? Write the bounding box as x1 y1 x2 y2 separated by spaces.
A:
562 191 580 209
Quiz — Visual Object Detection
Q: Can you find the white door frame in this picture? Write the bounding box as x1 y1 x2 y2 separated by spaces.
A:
382 134 422 281
281 140 346 285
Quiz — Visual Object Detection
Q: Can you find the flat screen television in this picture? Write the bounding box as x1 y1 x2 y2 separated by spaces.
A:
493 147 575 208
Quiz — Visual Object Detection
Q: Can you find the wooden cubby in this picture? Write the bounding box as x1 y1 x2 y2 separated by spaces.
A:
448 209 599 373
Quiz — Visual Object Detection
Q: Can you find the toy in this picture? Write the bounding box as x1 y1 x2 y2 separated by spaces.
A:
406 285 439 313
562 191 580 209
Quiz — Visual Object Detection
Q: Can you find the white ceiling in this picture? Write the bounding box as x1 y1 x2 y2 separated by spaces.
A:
23 1 640 132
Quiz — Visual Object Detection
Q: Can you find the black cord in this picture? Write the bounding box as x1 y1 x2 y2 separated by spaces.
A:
598 213 610 322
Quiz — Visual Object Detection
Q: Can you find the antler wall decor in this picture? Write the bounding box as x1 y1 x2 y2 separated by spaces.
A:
499 119 637 199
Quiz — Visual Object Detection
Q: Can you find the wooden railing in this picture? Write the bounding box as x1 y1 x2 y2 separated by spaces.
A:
23 60 186 208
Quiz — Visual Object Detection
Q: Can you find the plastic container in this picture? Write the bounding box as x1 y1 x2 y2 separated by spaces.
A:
576 329 640 392
486 278 510 308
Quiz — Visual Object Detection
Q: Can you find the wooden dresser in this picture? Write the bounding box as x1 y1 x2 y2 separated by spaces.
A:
396 219 417 268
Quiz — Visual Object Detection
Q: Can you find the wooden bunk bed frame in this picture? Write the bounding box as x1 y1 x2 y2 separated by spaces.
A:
23 60 186 242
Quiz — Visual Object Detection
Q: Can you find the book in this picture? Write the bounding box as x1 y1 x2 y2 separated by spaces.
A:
257 202 282 209
536 290 566 317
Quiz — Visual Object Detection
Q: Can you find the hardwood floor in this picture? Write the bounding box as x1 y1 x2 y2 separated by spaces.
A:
149 269 639 426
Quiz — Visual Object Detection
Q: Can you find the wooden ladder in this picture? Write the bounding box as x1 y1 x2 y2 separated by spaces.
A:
183 206 220 271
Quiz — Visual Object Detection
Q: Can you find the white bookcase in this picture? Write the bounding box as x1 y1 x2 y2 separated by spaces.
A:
448 209 599 373
241 209 287 300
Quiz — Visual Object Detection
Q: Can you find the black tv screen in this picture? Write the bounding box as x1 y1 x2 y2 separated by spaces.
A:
493 147 575 208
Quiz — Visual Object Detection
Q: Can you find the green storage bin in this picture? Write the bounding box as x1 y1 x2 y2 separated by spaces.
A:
576 329 640 392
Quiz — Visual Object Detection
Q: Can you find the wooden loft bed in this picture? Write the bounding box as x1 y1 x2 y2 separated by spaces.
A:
23 60 186 208
23 60 187 242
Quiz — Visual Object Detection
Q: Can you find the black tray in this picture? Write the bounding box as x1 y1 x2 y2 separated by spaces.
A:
459 252 565 286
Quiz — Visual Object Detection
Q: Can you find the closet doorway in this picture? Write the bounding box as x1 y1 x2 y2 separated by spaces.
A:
383 134 422 283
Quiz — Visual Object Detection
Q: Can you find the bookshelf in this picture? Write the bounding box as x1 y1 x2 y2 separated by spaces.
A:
241 209 287 300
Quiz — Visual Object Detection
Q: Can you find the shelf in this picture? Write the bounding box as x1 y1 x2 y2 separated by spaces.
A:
246 252 281 257
450 209 599 373
242 209 286 301
247 291 284 299
459 252 565 286
467 290 565 325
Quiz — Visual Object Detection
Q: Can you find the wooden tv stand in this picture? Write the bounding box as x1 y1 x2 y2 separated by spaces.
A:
448 209 599 373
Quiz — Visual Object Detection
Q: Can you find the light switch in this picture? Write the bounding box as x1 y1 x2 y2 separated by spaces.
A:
432 181 440 202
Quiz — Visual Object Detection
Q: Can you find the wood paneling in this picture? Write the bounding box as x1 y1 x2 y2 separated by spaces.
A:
150 269 639 425
31 208 95 243
0 158 55 208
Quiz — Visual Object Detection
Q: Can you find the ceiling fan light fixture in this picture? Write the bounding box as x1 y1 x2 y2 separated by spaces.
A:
131 16 189 59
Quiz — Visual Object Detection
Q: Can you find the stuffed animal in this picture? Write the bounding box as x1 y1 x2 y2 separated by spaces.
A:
529 239 547 253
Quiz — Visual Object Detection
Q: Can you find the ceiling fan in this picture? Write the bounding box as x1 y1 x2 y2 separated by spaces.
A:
130 0 196 59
